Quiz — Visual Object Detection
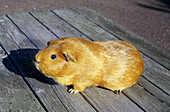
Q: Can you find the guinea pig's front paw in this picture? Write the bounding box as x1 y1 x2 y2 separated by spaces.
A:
68 88 79 94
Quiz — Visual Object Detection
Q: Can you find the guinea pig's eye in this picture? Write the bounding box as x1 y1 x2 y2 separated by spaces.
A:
51 54 57 60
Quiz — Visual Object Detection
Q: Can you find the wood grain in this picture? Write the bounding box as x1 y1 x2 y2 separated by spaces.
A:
0 46 45 111
0 15 67 111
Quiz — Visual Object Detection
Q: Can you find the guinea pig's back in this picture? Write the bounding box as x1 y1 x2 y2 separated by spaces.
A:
95 40 144 90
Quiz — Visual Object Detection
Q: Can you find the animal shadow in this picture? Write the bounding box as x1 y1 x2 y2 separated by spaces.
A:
3 48 57 85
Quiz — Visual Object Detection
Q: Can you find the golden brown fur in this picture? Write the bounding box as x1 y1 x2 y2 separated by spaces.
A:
34 37 144 93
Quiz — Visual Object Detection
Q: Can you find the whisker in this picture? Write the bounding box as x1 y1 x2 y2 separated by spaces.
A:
24 60 36 70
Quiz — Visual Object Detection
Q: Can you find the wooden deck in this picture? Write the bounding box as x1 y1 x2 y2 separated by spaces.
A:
0 7 169 112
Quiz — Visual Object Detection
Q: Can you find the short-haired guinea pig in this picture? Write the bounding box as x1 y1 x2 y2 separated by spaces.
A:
34 37 144 94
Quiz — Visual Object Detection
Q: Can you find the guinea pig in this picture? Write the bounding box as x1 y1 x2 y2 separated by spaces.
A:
34 37 144 94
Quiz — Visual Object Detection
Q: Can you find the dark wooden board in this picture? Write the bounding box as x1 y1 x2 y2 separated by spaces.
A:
0 16 70 111
0 46 45 111
30 10 88 39
0 16 68 111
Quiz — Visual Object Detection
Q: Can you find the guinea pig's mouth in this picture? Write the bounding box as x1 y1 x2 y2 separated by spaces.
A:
33 59 40 71
34 61 40 70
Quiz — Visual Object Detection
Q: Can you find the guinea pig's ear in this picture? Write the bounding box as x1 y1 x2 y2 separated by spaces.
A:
63 52 76 62
47 40 55 46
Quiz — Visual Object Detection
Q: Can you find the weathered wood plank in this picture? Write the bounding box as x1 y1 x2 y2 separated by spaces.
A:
142 54 170 95
0 16 37 49
0 16 67 111
30 10 88 40
2 13 96 111
53 9 170 111
83 87 144 112
51 10 118 41
0 46 45 111
72 7 170 69
123 84 169 112
7 13 57 50
29 10 144 112
0 21 18 54
137 76 170 105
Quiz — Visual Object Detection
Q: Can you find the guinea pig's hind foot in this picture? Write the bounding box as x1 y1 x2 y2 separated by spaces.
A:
114 90 121 95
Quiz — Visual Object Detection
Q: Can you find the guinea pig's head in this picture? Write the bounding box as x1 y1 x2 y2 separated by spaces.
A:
34 40 77 78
